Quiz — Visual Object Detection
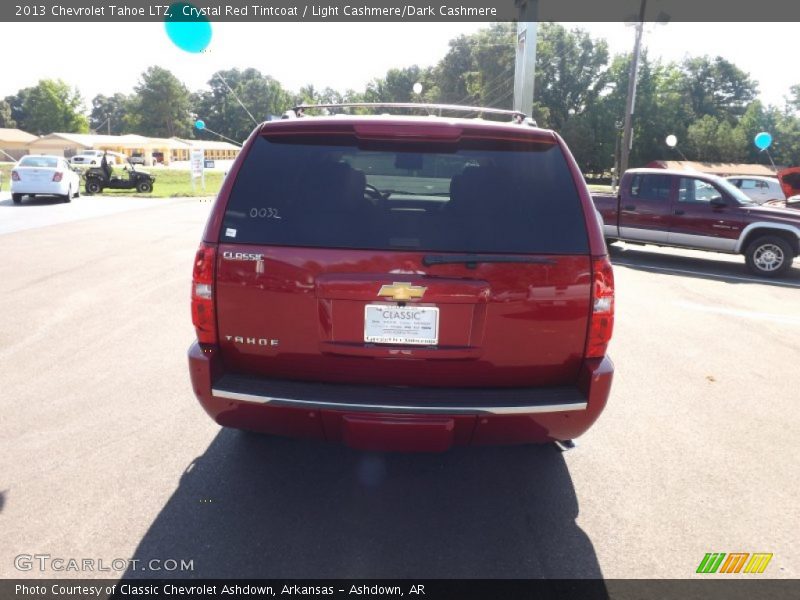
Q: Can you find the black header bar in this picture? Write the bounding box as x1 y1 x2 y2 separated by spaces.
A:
3 0 800 22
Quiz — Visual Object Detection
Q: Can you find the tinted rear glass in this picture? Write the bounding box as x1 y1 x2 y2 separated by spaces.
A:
221 134 588 253
19 156 58 168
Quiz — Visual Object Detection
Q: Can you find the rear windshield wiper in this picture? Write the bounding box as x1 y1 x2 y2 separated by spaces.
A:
423 254 557 268
383 190 450 197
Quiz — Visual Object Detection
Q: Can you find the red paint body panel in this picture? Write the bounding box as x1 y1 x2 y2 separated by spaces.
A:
214 246 591 387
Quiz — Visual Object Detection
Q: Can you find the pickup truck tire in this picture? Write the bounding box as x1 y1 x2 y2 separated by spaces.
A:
12 194 22 204
745 235 793 277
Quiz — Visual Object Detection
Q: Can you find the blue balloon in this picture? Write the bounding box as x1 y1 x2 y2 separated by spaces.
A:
754 132 772 151
164 3 212 53
195 120 205 130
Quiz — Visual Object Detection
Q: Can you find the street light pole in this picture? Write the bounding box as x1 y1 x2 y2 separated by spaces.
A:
619 0 647 176
513 0 538 115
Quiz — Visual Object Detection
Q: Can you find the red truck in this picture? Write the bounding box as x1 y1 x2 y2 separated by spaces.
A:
593 168 800 277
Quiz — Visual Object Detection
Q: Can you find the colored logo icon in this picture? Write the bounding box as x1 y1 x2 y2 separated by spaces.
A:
696 552 773 574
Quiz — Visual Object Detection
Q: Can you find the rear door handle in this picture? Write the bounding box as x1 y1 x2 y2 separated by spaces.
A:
674 209 685 215
623 204 636 211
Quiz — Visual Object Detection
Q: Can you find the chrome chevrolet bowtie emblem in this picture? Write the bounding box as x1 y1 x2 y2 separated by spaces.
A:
377 282 427 301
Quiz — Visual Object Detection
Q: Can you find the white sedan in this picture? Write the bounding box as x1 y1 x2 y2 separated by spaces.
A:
725 175 786 204
11 155 82 204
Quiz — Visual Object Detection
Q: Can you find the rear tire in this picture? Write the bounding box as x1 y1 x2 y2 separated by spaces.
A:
12 194 22 204
745 235 794 277
63 186 72 203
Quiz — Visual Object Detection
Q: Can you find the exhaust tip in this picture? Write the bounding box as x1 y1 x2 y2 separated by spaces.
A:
554 439 577 452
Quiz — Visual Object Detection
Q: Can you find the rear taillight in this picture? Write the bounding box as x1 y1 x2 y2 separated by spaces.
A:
585 256 615 358
191 243 217 344
52 172 63 182
11 171 20 181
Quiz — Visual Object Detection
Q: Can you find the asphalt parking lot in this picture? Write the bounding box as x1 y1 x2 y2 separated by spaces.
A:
0 195 798 580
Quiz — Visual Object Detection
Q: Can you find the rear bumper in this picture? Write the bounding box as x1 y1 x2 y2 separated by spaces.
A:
188 341 613 451
11 181 69 195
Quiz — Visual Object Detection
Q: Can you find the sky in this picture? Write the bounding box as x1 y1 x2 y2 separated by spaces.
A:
1 22 796 114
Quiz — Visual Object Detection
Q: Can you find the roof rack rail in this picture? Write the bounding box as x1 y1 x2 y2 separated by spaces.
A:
284 102 536 126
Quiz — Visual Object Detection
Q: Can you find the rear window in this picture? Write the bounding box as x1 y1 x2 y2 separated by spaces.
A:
221 135 589 254
629 174 671 201
19 156 58 168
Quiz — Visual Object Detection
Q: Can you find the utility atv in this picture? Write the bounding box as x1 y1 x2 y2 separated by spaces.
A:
84 155 155 194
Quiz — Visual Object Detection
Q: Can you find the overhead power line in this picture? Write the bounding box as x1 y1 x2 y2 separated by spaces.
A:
216 72 259 126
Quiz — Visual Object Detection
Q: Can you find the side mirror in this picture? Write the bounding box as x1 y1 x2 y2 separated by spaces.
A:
710 197 727 207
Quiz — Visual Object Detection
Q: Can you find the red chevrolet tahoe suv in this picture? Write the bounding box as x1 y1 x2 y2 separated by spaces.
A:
188 104 614 452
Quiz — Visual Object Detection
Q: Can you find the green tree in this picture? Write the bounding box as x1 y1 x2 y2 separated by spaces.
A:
680 56 758 122
364 65 428 103
533 23 610 130
772 113 800 166
686 115 727 161
787 84 800 114
0 100 15 128
4 88 32 130
89 93 133 135
18 79 88 134
195 68 292 141
130 66 192 138
734 101 778 162
434 33 476 104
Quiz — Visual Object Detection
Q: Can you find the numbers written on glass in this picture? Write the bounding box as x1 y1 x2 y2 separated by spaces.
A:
249 208 281 219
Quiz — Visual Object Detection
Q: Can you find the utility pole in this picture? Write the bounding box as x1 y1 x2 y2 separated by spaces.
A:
620 0 647 176
107 113 111 135
513 0 538 115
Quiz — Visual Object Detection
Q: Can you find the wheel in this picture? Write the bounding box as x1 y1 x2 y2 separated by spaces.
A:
85 180 102 195
745 235 794 277
73 188 80 198
12 193 22 204
62 186 72 203
136 180 153 193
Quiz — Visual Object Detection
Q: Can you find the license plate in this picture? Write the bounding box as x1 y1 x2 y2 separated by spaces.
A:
364 304 439 345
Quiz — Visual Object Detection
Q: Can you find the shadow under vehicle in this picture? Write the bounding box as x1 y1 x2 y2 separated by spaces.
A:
84 156 155 194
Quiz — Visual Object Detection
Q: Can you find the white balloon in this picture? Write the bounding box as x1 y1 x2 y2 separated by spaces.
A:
665 135 677 148
413 82 423 95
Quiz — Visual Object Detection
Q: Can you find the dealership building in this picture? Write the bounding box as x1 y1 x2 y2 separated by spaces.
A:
18 132 240 166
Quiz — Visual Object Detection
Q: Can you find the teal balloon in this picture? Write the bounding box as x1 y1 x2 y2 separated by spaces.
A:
164 3 212 53
195 120 205 130
754 132 772 150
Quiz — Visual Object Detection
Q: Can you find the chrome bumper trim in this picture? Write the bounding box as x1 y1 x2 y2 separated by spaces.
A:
211 388 587 415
